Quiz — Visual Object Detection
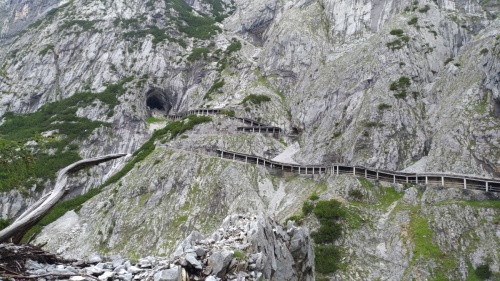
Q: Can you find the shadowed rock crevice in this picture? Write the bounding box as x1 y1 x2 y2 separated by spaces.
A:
494 98 500 118
145 88 175 115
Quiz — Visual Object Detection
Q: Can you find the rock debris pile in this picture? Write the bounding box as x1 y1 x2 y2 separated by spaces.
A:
0 215 314 280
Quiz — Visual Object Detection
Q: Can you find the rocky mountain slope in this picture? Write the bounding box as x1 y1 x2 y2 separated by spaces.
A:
0 0 499 279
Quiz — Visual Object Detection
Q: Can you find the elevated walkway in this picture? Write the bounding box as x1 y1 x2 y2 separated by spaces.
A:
216 149 500 193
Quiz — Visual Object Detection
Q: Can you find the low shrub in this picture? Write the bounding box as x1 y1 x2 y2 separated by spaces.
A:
474 264 491 280
313 200 345 220
302 201 314 215
349 189 364 200
309 193 320 201
408 17 418 25
225 41 242 54
187 48 210 62
22 115 212 241
378 103 392 110
0 218 11 231
418 5 430 13
241 94 271 105
444 57 454 65
204 79 225 100
220 109 235 117
390 29 404 36
312 222 343 244
315 245 342 274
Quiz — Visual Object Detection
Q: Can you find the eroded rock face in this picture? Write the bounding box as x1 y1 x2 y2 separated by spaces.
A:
0 0 61 38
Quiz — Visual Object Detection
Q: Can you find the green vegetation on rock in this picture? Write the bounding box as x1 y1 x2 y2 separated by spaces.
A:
0 218 11 231
0 76 134 192
225 41 242 55
166 0 221 39
312 200 347 274
389 76 411 99
187 48 210 62
204 79 225 100
0 139 34 192
241 94 271 105
22 115 212 241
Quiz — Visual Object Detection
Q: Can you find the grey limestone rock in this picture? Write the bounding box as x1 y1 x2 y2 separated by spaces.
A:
185 253 202 270
207 251 234 278
154 266 181 281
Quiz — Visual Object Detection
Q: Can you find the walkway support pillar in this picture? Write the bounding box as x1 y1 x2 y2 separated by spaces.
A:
441 177 445 186
353 167 356 176
486 182 489 192
464 179 467 189
425 176 428 184
393 175 396 184
221 151 224 159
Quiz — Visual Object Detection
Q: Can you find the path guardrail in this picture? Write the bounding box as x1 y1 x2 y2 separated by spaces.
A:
215 149 500 193
164 108 500 193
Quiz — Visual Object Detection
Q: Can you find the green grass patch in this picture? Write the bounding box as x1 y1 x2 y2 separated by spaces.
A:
434 200 500 209
358 177 374 189
410 216 443 260
233 250 247 261
376 187 404 209
146 116 165 123
408 212 458 278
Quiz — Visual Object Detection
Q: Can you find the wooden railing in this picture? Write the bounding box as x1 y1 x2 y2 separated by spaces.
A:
216 150 500 193
164 108 500 193
166 108 281 133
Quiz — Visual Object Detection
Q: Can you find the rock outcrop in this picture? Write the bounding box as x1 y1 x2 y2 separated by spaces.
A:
5 215 314 281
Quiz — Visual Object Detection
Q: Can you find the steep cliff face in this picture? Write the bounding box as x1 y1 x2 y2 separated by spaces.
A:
0 0 500 279
0 0 61 39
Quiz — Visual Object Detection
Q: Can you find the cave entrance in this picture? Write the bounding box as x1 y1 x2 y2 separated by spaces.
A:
147 96 165 111
145 88 174 116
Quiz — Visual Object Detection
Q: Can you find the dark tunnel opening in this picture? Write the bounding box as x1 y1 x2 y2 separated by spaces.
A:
147 96 165 111
145 88 174 115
